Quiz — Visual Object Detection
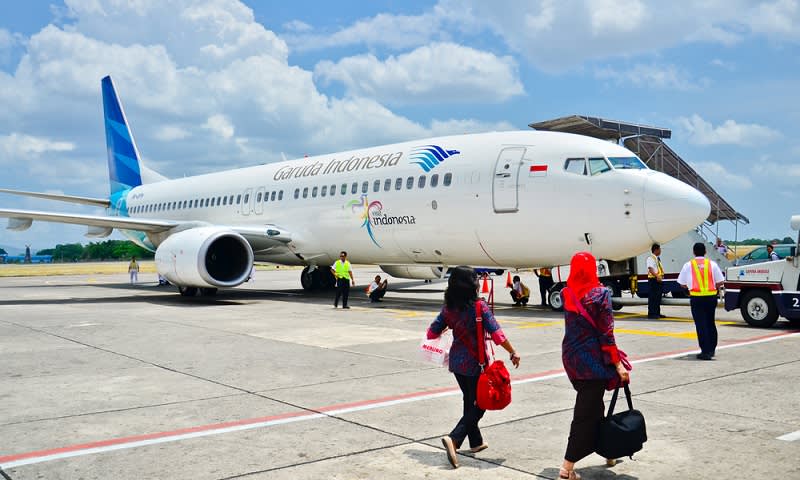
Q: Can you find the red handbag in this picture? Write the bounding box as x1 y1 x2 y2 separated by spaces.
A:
475 302 512 410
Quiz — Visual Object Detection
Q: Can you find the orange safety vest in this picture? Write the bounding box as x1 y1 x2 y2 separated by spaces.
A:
689 258 717 296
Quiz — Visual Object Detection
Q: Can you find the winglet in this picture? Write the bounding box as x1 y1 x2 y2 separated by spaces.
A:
102 76 143 196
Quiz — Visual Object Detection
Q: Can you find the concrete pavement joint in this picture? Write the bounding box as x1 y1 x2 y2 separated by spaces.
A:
0 467 13 480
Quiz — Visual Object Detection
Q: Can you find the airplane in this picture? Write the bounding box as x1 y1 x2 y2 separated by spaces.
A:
0 76 710 296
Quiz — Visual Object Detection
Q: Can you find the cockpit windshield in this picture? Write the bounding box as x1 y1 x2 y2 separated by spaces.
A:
608 156 647 170
588 157 612 176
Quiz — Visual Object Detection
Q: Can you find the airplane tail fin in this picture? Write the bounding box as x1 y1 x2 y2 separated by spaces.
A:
101 76 165 197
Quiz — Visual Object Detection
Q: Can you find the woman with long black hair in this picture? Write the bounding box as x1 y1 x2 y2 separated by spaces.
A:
426 266 520 469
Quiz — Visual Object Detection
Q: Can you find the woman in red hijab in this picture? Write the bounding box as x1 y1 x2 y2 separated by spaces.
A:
558 252 630 480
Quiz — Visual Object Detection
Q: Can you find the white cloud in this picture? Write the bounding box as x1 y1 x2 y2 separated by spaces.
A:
154 125 191 141
595 63 708 90
315 42 524 105
303 1 799 72
752 161 800 178
710 58 736 70
283 20 312 33
288 12 442 52
691 161 753 189
202 114 234 139
0 133 75 164
678 114 781 146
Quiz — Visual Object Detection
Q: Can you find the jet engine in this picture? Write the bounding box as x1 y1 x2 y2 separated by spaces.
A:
380 265 445 280
154 227 254 288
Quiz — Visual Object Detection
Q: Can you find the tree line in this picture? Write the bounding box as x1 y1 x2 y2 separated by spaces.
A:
36 240 154 262
726 236 795 246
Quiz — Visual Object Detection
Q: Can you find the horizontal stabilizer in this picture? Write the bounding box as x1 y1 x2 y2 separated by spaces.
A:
0 188 110 208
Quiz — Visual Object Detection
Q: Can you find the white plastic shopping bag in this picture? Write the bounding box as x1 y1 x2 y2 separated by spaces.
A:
419 330 452 367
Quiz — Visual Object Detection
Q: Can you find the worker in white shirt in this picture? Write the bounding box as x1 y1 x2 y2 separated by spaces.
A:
646 243 665 319
677 242 725 360
367 275 388 303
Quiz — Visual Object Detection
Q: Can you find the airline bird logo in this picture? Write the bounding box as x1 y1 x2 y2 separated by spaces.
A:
409 145 460 172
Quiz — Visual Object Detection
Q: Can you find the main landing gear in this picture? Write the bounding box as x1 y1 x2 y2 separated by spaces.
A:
300 266 336 291
178 286 218 297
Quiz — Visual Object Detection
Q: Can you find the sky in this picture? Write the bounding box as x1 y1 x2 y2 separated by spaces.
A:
0 0 798 254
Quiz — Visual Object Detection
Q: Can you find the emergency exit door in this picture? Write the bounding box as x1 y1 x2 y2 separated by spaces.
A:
492 147 524 213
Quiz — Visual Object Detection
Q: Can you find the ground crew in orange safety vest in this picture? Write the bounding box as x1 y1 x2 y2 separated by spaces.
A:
677 242 725 360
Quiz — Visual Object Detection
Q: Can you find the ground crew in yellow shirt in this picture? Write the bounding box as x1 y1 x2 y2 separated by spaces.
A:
330 251 355 309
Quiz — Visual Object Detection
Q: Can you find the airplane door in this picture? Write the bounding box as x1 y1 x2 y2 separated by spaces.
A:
493 147 524 213
254 187 265 215
241 188 252 216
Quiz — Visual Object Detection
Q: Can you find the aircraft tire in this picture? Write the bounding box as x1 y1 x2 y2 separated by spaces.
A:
200 288 218 296
179 286 198 297
300 267 313 291
548 284 564 312
741 290 778 328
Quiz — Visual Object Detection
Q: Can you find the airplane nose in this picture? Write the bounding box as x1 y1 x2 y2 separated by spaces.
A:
644 174 710 242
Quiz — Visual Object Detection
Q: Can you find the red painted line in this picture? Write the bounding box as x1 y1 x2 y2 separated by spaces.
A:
1 329 797 465
530 165 548 172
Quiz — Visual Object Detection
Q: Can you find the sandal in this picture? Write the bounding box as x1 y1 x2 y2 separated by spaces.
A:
559 467 581 480
468 443 488 453
441 436 458 468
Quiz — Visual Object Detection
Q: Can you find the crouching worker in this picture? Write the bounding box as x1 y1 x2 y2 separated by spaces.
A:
367 275 388 302
510 275 530 306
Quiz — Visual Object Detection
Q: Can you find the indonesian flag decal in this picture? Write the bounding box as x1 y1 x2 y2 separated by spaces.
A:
530 164 548 177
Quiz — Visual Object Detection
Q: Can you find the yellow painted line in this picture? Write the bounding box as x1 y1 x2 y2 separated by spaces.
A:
517 322 561 329
615 328 697 339
615 313 737 326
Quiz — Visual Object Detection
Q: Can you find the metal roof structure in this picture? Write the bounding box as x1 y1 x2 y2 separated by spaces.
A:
529 115 748 225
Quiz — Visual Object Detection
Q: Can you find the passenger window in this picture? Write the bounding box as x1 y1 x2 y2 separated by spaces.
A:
395 177 402 190
341 184 347 195
589 157 612 176
223 197 227 206
229 195 234 205
271 191 277 201
362 181 368 194
384 178 391 191
278 190 283 201
262 192 268 203
565 158 587 175
244 194 249 204
373 180 380 192
431 174 439 187
211 198 216 207
418 175 426 188
321 185 327 197
293 189 299 199
406 176 414 189
302 187 308 198
312 186 318 198
217 196 221 205
351 182 358 194
443 173 452 186
329 185 336 197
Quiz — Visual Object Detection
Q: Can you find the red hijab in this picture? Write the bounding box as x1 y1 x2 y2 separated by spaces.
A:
563 251 602 312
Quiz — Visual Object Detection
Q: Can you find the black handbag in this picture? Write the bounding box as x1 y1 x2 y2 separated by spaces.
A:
595 384 647 459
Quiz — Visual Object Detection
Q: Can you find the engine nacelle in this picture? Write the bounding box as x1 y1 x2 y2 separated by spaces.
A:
155 227 254 288
380 265 444 280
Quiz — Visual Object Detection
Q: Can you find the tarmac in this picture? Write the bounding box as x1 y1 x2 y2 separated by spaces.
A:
0 267 798 479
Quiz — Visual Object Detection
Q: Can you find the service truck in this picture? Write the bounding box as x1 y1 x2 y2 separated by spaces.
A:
723 215 800 327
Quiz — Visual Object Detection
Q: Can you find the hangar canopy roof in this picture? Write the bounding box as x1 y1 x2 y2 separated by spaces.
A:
529 115 748 225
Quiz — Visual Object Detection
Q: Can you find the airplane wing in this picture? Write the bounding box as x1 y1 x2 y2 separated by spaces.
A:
0 208 294 246
0 188 111 207
0 208 178 233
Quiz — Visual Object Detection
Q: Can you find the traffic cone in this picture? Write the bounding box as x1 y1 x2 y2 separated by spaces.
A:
481 276 490 293
505 272 513 288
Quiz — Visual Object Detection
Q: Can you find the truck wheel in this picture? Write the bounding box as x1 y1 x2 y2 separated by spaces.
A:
549 284 564 312
741 290 778 328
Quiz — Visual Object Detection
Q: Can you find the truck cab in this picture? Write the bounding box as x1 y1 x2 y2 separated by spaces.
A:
723 215 800 327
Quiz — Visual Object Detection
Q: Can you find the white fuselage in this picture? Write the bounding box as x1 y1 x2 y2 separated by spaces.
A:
119 130 709 270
